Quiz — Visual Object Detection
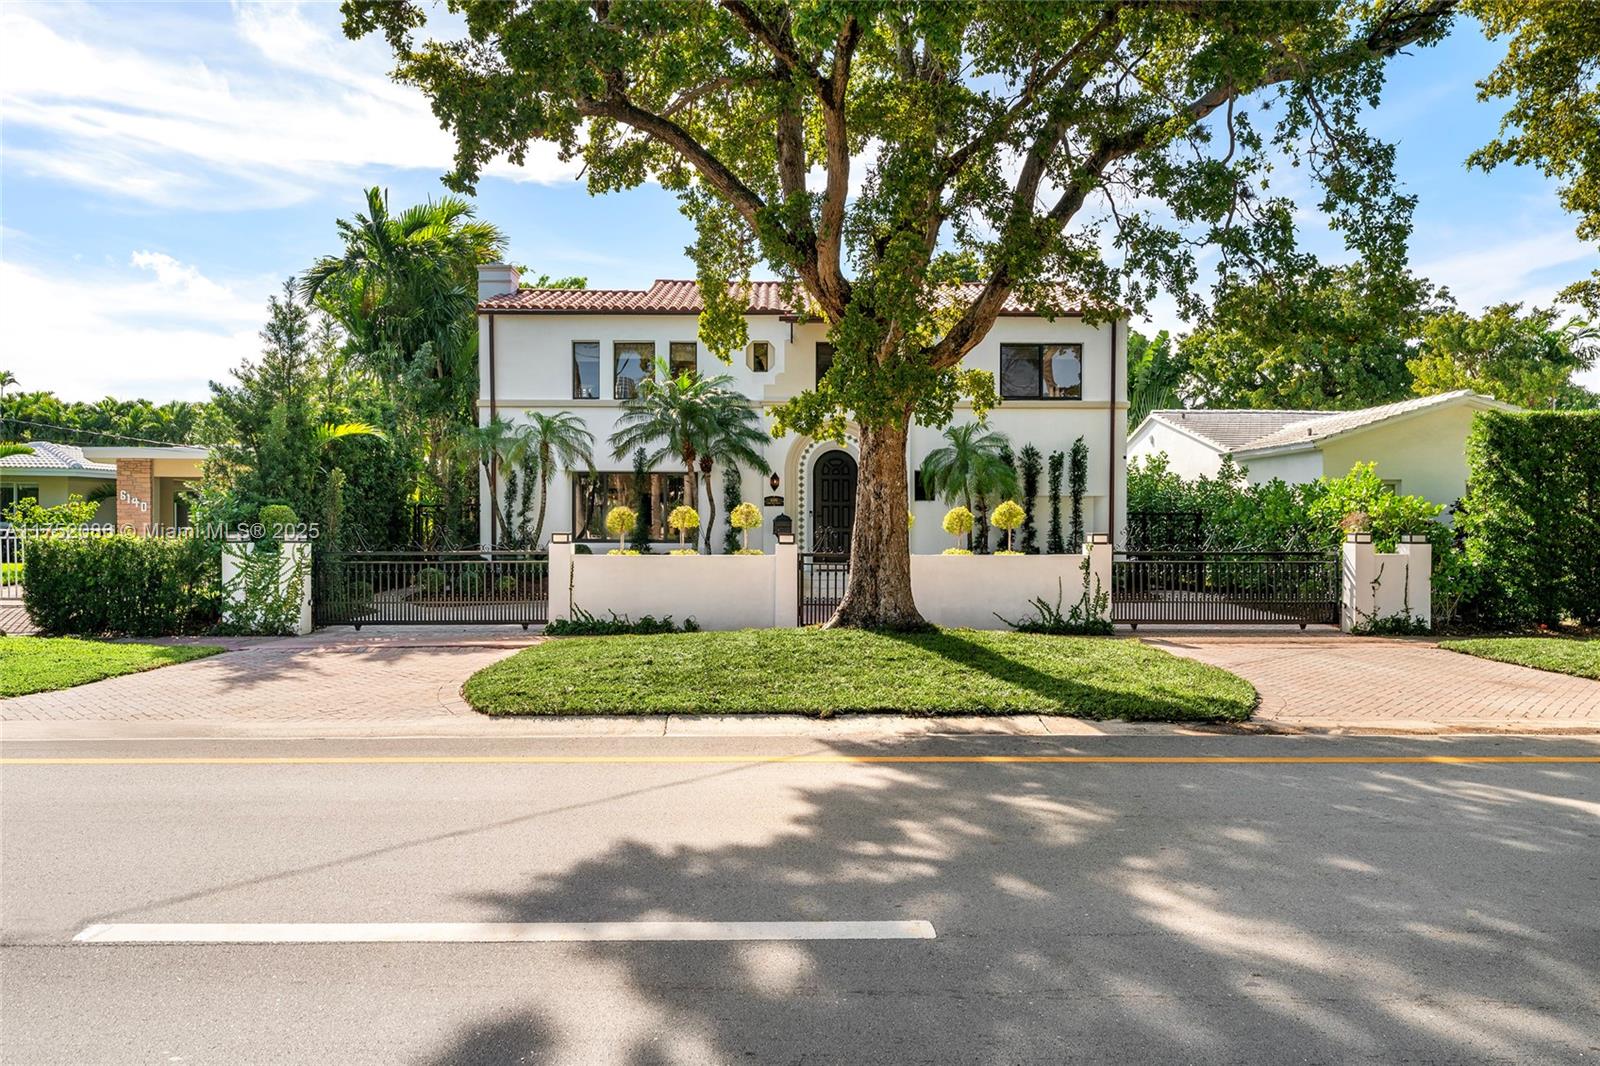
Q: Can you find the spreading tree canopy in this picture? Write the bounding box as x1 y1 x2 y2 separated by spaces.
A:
345 0 1460 625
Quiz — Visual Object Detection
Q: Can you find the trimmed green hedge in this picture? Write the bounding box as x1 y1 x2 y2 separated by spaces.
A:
1462 411 1600 626
23 535 221 636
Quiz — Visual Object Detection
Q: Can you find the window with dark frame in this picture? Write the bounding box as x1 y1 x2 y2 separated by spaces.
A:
999 343 1083 399
668 341 697 380
572 341 600 399
613 342 655 399
747 340 772 373
572 471 689 541
815 341 834 386
0 483 41 512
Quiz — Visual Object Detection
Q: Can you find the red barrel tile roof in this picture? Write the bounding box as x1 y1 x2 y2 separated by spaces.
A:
479 279 1064 315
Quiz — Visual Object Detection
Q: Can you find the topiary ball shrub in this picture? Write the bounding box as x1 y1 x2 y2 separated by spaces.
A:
256 504 299 538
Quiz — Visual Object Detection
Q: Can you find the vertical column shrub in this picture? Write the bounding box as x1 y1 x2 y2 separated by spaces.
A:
629 448 653 553
1019 445 1042 554
1046 450 1066 554
1068 437 1088 548
721 464 743 554
1462 411 1600 626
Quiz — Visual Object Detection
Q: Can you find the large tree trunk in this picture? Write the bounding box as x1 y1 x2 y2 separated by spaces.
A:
827 420 925 629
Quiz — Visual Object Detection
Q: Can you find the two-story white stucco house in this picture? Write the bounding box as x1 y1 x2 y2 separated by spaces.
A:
476 264 1128 554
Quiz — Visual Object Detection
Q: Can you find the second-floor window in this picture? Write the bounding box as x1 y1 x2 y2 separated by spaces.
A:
668 341 697 380
573 342 600 399
747 340 772 373
816 342 834 386
614 341 655 399
1000 343 1082 399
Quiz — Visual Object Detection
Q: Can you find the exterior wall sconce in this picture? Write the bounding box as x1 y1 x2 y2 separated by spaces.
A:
769 471 781 491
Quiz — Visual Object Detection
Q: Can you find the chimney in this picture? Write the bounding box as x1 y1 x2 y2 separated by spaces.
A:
477 263 520 302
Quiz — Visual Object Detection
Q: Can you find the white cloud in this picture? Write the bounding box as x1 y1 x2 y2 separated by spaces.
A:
0 254 272 402
0 2 580 208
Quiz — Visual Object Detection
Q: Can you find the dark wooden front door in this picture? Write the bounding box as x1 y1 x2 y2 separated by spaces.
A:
811 451 857 553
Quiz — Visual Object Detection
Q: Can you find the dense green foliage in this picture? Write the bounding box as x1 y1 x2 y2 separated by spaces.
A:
0 637 223 697
462 628 1255 721
1018 444 1042 554
1 391 205 447
3 494 100 528
1046 450 1066 555
1128 454 1443 554
1409 304 1598 409
1461 411 1600 626
1126 329 1184 428
202 284 407 547
23 535 220 636
1439 637 1599 680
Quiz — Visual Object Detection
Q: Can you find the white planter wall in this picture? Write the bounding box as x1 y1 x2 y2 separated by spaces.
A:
911 543 1112 629
548 537 798 631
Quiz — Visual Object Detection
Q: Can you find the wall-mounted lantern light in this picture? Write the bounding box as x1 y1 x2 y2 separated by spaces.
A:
769 471 781 491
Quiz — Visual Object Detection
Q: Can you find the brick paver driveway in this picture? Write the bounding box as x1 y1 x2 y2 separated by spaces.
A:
1141 629 1600 730
0 627 538 725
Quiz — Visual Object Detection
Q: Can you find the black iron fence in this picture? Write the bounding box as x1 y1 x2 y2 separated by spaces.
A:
797 551 849 625
1112 551 1339 627
313 550 548 628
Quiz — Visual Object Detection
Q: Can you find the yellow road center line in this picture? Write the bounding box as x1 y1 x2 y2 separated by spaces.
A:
2 755 1598 766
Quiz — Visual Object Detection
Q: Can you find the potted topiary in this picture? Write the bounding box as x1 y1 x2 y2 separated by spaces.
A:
605 505 639 555
942 506 974 555
991 500 1026 554
667 506 700 554
729 501 763 553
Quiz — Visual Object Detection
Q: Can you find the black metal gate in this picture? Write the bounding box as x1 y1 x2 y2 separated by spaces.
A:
313 550 548 628
797 551 849 625
1111 551 1339 628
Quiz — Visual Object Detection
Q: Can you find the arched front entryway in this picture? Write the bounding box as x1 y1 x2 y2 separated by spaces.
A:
810 450 857 553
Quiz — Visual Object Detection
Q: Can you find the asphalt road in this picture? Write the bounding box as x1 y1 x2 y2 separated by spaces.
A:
2 734 1598 1065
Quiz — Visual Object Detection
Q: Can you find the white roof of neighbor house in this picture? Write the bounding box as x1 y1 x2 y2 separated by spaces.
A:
1137 409 1332 451
0 441 116 477
78 445 209 462
1136 391 1517 457
1232 390 1517 455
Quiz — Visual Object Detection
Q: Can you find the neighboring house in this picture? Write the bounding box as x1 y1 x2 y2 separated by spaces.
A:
0 442 117 525
1127 390 1518 508
476 264 1129 553
78 445 209 533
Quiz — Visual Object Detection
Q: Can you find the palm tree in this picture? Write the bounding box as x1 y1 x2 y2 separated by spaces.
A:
520 411 594 548
696 403 769 552
301 187 506 509
919 423 1018 549
609 373 730 531
454 417 530 546
315 421 388 450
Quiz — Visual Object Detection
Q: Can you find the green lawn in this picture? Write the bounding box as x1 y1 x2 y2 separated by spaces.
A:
464 629 1257 721
1438 637 1599 680
0 637 224 697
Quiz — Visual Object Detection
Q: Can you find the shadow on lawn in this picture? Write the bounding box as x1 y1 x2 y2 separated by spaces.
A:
882 628 1250 721
412 737 1600 1064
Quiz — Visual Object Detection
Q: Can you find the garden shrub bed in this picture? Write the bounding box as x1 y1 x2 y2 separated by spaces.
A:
24 534 220 636
0 637 224 697
463 628 1256 721
1438 637 1599 680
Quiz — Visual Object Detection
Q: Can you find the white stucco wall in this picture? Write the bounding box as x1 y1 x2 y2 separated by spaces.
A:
1126 420 1228 480
479 306 1128 551
911 543 1112 629
1315 404 1481 507
1237 450 1325 487
1341 537 1431 632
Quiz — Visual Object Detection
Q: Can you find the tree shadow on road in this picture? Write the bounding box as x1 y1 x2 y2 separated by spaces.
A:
416 737 1600 1064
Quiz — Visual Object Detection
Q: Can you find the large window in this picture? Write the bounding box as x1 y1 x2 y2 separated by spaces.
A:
573 471 689 542
668 341 697 380
999 343 1083 399
572 341 600 399
0 483 40 514
614 342 655 399
815 341 834 386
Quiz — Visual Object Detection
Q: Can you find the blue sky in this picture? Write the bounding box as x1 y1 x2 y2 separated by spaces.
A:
2 1 1596 403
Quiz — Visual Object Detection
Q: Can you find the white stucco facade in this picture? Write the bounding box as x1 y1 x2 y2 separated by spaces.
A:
477 269 1128 553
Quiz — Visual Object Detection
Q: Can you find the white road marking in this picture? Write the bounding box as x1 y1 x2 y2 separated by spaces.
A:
72 921 936 944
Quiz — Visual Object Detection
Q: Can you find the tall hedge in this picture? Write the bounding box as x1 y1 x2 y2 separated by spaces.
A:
23 535 220 636
1462 411 1600 626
